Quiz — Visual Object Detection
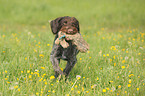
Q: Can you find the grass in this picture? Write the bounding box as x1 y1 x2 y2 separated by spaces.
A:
0 0 145 96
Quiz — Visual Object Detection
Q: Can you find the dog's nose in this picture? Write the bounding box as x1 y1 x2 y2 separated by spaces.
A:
68 29 73 32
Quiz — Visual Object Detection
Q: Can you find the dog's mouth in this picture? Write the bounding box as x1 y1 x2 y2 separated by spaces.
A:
60 27 78 35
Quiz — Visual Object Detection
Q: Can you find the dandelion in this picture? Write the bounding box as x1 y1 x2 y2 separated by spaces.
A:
86 91 89 93
5 78 8 80
17 78 19 80
21 71 23 73
41 67 45 69
121 66 125 69
2 35 5 38
36 92 39 95
71 88 74 91
109 81 113 83
82 87 84 91
113 56 115 59
75 85 78 88
60 67 63 71
96 77 99 80
107 54 109 56
129 79 131 83
34 49 37 52
27 70 30 73
25 57 27 60
77 91 81 94
47 44 50 46
83 77 85 79
103 89 106 92
39 78 43 82
125 91 127 93
128 84 131 87
103 54 106 57
106 88 110 90
29 75 32 78
50 76 55 79
79 58 82 60
18 88 20 91
3 51 5 53
14 86 18 89
114 63 116 66
5 70 7 73
118 85 121 89
126 51 129 53
31 72 33 75
122 60 125 63
110 59 112 62
137 88 139 91
39 54 44 57
52 90 55 93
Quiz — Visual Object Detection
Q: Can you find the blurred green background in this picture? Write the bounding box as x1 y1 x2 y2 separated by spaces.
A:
0 0 145 29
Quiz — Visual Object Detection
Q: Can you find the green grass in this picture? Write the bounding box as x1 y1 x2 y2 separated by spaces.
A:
0 0 145 96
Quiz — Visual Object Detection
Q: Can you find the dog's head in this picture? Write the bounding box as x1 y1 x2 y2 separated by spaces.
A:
50 16 80 34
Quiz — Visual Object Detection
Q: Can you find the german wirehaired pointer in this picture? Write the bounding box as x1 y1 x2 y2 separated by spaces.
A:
50 16 80 78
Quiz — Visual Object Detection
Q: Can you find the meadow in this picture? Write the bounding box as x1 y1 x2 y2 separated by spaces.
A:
0 0 145 96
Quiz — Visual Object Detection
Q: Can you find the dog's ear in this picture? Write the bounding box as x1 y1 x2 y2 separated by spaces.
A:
72 17 80 33
50 17 64 34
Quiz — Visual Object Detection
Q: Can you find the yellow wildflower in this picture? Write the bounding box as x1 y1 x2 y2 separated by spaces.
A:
39 54 44 57
114 63 116 66
18 88 20 91
50 76 55 79
103 89 106 92
118 85 121 89
128 84 131 87
52 90 55 93
122 60 125 63
5 70 7 73
106 88 110 90
27 70 30 73
36 92 39 95
129 79 131 83
86 91 89 93
137 88 139 91
47 44 50 46
14 86 18 89
41 67 45 69
122 66 125 69
29 75 32 78
77 91 81 94
21 71 23 73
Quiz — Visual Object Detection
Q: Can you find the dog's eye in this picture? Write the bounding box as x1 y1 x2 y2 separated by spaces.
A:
72 23 75 26
64 21 67 25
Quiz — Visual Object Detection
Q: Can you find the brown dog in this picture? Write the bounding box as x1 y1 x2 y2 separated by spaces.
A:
50 16 80 78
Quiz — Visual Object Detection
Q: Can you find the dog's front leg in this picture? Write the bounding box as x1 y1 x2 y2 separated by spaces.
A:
63 57 77 77
50 45 64 78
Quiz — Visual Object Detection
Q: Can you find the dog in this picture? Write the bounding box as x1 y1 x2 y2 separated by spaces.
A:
50 16 80 79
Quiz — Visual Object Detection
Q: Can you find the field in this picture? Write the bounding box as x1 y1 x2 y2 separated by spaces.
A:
0 0 145 96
